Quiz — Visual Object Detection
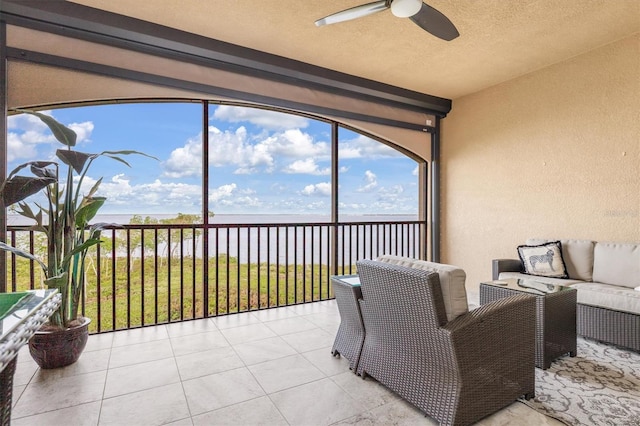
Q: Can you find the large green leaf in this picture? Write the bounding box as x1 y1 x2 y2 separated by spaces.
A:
15 202 38 221
101 150 159 167
0 241 48 273
44 273 69 328
101 150 158 159
18 110 77 147
0 176 56 206
15 207 48 239
60 238 102 270
15 202 47 231
85 177 103 199
30 161 58 179
87 222 121 240
56 149 92 174
45 273 68 292
4 160 56 181
75 196 106 227
5 162 34 180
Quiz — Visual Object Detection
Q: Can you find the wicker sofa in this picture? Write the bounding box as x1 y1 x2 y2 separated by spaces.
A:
356 258 536 426
493 239 640 351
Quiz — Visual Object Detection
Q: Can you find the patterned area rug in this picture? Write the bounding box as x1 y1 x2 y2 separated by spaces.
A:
520 337 640 425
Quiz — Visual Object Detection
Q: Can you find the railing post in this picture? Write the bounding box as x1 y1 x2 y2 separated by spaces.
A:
431 119 441 263
0 22 7 293
418 160 429 260
331 122 339 277
202 101 210 317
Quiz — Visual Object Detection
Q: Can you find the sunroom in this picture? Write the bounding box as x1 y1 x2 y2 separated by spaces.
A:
1 1 638 425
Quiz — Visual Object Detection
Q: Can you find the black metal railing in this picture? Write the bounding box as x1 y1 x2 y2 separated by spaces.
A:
4 219 425 333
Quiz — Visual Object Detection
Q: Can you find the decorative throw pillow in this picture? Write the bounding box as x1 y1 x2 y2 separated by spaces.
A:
517 241 569 279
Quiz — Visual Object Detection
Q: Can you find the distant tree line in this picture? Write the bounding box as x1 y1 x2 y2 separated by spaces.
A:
10 212 215 274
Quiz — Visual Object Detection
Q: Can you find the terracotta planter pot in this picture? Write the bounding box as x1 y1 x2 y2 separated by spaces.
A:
28 318 91 369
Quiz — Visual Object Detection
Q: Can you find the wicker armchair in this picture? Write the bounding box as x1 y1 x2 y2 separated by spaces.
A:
355 260 536 426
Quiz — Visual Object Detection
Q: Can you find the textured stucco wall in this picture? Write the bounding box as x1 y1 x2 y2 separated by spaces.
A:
440 34 640 297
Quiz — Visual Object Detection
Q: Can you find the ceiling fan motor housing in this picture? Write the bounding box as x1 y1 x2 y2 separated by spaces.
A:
391 0 423 18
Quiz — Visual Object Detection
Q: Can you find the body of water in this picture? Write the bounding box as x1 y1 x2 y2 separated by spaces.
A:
7 213 418 225
8 213 417 226
7 214 422 264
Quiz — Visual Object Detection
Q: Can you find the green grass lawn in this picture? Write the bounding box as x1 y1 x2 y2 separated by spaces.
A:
7 254 344 333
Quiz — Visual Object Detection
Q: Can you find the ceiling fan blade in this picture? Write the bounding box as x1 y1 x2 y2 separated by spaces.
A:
315 1 388 26
409 3 459 41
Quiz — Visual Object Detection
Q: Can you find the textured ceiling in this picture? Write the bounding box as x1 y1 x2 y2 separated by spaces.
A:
70 0 640 100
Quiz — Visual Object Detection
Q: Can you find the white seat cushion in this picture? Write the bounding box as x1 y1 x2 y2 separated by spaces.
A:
376 255 468 322
570 282 640 315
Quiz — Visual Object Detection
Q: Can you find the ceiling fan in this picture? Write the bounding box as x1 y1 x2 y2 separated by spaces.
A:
315 0 459 41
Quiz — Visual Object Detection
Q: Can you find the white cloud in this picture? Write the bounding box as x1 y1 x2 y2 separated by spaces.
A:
82 174 202 211
163 135 202 178
8 111 50 133
68 122 95 145
164 125 330 176
210 183 237 202
208 183 264 211
72 174 103 196
300 182 331 196
221 195 262 208
269 183 289 193
367 184 415 213
339 134 401 159
7 108 421 217
261 129 329 159
379 184 404 196
412 165 419 176
7 111 94 163
233 167 257 175
209 126 274 172
7 132 38 163
213 105 309 130
357 170 378 192
338 201 370 210
283 159 330 175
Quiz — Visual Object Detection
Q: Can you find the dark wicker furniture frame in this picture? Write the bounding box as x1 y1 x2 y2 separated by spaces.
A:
480 279 577 369
355 260 536 426
331 275 365 372
0 291 62 425
493 259 640 351
0 357 17 426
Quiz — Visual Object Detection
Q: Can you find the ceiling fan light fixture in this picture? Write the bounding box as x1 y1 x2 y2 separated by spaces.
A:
390 0 422 18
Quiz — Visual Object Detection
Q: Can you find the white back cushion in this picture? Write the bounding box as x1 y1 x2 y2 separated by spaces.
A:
527 238 595 281
376 255 468 322
592 242 640 288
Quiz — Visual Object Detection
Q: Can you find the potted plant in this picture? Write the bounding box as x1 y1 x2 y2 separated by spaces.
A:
0 110 154 368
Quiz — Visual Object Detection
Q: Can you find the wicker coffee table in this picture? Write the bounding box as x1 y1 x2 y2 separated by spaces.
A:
480 278 577 369
331 275 365 372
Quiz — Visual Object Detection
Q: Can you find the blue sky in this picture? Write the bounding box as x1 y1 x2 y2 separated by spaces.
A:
7 103 419 217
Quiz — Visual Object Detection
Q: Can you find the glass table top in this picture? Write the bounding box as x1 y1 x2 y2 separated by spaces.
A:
332 275 361 286
482 278 575 296
0 289 59 342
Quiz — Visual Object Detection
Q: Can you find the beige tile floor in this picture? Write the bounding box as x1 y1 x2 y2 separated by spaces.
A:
10 299 562 426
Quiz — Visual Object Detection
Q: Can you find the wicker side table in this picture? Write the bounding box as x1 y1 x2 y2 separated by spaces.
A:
0 290 61 425
480 279 576 369
331 275 365 373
